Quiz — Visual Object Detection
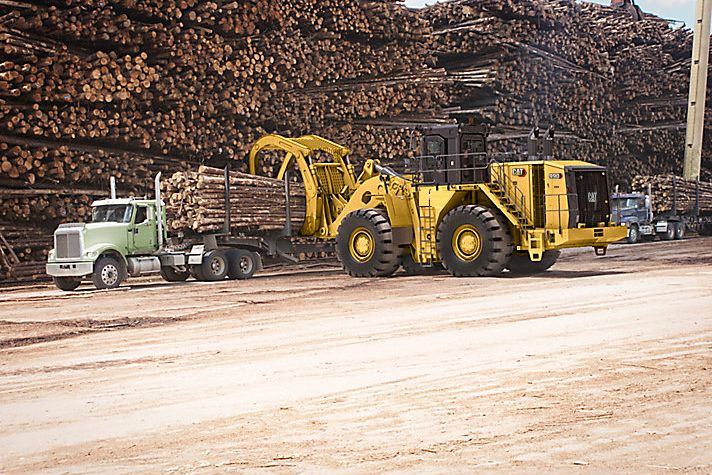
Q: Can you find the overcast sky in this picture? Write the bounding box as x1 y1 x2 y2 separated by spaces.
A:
403 0 698 28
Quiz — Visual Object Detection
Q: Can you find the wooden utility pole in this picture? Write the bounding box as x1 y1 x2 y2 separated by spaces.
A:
684 0 712 180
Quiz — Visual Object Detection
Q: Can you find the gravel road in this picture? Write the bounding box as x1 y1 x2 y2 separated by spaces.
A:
1 239 711 474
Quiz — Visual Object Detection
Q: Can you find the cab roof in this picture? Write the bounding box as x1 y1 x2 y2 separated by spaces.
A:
92 197 156 207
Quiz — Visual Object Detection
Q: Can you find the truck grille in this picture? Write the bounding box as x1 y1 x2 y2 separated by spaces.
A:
55 231 82 259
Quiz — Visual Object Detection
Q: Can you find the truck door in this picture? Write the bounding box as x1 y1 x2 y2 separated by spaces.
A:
130 204 157 254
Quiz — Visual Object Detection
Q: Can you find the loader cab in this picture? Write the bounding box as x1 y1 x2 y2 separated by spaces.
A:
418 123 489 185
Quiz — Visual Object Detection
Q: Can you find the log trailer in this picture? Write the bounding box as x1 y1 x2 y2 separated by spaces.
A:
46 125 626 290
611 179 712 243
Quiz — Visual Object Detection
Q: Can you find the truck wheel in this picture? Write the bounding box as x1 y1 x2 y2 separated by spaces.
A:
53 276 82 291
659 225 675 241
189 265 205 281
336 209 401 277
160 266 190 282
627 225 640 244
92 256 124 289
437 205 513 277
506 250 561 275
674 222 685 240
227 249 258 280
200 249 228 281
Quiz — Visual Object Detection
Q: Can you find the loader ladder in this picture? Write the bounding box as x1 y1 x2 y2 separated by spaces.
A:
488 165 546 261
418 204 437 266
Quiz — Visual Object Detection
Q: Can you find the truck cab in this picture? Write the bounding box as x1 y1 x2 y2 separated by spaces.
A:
46 197 166 290
610 191 684 243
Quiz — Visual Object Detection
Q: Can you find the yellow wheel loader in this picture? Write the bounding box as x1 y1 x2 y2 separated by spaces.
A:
248 125 627 277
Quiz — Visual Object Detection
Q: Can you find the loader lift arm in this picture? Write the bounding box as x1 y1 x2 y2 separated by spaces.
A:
247 134 360 237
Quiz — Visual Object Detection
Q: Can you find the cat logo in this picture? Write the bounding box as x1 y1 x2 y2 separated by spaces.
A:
512 167 527 177
588 191 598 203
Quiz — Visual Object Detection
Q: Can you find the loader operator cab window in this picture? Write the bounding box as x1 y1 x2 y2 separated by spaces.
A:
424 136 446 157
93 204 133 224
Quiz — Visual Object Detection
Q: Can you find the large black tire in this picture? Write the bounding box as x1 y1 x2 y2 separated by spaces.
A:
674 222 685 240
160 266 190 282
506 250 561 275
336 209 401 277
200 249 229 281
627 224 640 244
53 276 82 291
437 205 513 277
659 225 675 241
189 265 205 281
401 252 444 275
92 256 124 289
227 249 258 280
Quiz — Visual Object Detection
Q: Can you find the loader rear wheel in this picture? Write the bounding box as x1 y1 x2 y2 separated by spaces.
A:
336 209 401 277
437 205 513 277
506 250 561 275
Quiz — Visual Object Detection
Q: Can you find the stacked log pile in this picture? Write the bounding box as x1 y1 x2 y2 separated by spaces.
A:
1 0 712 282
0 221 52 283
631 175 712 214
164 166 306 234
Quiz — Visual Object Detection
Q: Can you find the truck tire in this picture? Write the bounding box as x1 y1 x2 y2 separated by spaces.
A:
53 276 82 291
160 266 190 282
336 209 401 277
506 250 561 275
227 249 258 280
437 205 513 277
189 265 205 281
659 225 675 241
92 256 124 289
674 222 685 240
627 224 640 244
200 249 229 281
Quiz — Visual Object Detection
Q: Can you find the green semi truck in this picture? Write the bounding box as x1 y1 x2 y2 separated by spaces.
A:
46 172 329 291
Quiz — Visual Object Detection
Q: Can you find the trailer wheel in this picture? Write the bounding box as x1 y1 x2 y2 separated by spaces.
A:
437 205 513 277
227 249 258 280
53 276 82 291
200 249 229 281
674 222 685 240
160 266 190 282
627 224 640 244
659 225 675 241
92 256 124 289
336 209 401 277
506 250 561 275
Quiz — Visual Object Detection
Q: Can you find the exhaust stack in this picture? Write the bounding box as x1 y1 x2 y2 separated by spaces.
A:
155 173 164 248
110 177 117 199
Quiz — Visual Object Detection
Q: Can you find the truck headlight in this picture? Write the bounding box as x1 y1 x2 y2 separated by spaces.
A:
84 251 97 259
48 250 56 259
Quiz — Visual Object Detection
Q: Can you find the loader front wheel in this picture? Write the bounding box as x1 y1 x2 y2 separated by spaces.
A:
336 209 401 277
437 205 512 277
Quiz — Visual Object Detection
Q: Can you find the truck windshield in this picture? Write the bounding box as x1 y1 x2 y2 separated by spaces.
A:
93 205 133 223
611 198 640 210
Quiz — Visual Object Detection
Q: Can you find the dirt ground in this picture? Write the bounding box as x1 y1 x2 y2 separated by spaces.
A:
0 238 711 474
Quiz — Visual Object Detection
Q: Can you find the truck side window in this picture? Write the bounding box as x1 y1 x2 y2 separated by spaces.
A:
637 199 645 209
135 206 148 224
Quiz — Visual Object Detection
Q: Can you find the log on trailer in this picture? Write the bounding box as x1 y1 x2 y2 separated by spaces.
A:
631 175 712 214
165 166 306 234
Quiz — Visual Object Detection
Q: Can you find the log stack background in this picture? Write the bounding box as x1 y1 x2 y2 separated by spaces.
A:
1 0 712 282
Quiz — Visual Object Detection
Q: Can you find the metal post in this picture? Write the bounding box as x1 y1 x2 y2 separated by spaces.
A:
284 170 292 236
672 175 678 215
223 165 231 235
684 0 712 180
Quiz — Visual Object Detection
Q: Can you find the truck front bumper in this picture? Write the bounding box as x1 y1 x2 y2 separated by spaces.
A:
46 261 94 277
